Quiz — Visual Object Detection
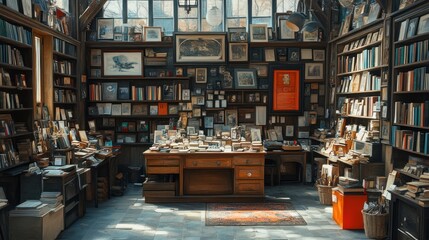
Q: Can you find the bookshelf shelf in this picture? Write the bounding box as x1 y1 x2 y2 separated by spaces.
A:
53 85 77 90
53 102 78 105
0 132 33 139
340 115 378 120
0 63 32 71
337 65 388 76
0 108 32 112
392 146 429 157
88 100 188 104
393 59 429 70
85 41 172 48
88 115 180 119
395 168 420 180
0 160 31 172
394 32 429 46
0 86 32 91
0 36 32 49
53 72 77 78
393 123 429 131
337 90 380 96
393 91 429 94
53 51 77 60
337 40 382 56
249 41 327 48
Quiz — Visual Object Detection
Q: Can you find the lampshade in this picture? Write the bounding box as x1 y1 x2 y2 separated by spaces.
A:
301 20 321 33
286 12 306 32
206 6 222 26
178 0 198 14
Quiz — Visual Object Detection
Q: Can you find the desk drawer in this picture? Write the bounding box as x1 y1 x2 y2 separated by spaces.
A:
146 166 180 174
233 156 264 165
146 159 180 166
184 159 231 168
235 166 264 179
235 180 264 195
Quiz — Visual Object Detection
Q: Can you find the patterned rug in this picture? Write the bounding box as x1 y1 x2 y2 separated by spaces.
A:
205 202 307 226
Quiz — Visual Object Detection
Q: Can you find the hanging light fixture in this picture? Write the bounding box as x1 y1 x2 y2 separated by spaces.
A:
178 0 198 14
206 5 222 27
301 1 322 33
285 12 306 31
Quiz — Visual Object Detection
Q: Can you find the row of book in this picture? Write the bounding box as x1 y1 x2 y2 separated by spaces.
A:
88 83 184 101
391 126 429 154
53 60 73 75
0 68 28 87
55 134 71 149
54 107 73 121
0 18 32 45
53 37 76 57
0 91 22 109
54 76 73 86
337 46 380 73
54 89 77 103
338 71 381 93
341 29 381 54
0 139 19 169
338 96 381 118
395 66 429 92
88 102 175 116
0 44 25 66
393 101 429 127
394 40 429 66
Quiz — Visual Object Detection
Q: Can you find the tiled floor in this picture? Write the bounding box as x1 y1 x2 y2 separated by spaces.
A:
58 184 368 240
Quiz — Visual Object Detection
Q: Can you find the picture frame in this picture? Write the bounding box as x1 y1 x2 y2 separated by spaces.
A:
417 13 429 35
302 28 319 42
182 89 191 101
250 128 262 141
301 49 313 60
228 43 248 62
285 125 294 137
90 49 102 67
249 24 268 42
97 18 114 40
175 33 226 63
53 156 67 166
250 48 264 62
204 116 214 128
367 2 381 23
279 19 296 40
313 50 325 61
103 51 142 76
340 13 352 36
288 48 300 61
234 69 257 89
269 64 303 115
225 109 238 127
305 63 324 80
406 17 419 39
228 27 248 42
398 19 409 41
144 26 162 42
264 48 276 62
195 68 207 83
249 64 268 77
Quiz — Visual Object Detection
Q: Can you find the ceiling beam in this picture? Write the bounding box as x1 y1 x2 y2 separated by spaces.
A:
79 0 108 31
310 0 329 29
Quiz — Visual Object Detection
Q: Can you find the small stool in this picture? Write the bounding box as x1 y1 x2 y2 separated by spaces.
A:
264 159 277 186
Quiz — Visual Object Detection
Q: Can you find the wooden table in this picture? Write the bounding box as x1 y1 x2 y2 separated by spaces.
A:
265 150 308 184
143 150 266 203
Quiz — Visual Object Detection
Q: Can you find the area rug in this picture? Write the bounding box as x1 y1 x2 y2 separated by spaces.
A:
205 202 307 226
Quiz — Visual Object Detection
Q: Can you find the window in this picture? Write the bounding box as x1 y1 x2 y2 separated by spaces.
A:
252 0 272 26
201 0 224 32
103 0 123 18
127 0 149 28
226 0 247 29
153 0 174 35
276 0 298 13
178 5 198 32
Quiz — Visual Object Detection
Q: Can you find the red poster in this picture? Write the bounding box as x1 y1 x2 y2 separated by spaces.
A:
272 70 300 111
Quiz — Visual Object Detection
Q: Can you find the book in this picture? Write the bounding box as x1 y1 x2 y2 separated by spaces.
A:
117 82 130 100
158 102 168 115
102 82 118 101
111 104 122 116
132 104 147 115
121 103 131 115
406 181 429 193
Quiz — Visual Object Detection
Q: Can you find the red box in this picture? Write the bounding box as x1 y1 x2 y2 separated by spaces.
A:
332 189 367 229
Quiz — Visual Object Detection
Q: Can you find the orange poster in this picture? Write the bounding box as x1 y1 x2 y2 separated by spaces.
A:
272 69 301 112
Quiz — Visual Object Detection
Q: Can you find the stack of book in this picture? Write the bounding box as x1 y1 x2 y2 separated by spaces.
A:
10 200 50 217
404 180 429 207
40 192 63 209
336 177 364 194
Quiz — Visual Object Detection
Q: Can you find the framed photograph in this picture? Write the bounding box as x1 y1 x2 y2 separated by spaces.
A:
90 49 102 67
249 24 268 42
182 89 191 101
264 48 276 62
269 64 303 115
229 43 248 62
313 50 325 61
238 108 255 123
143 26 162 42
249 64 268 77
225 109 238 127
301 49 313 60
302 29 319 42
234 69 257 89
417 13 429 35
103 51 142 76
195 68 207 83
406 17 419 39
97 18 114 40
367 2 381 23
250 128 262 141
228 27 247 42
285 125 294 137
288 48 300 61
340 13 352 36
250 48 264 62
204 116 214 128
305 63 324 80
175 33 226 63
279 19 295 40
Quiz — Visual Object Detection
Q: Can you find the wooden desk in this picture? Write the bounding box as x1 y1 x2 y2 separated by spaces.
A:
143 150 266 203
89 155 118 208
265 151 308 184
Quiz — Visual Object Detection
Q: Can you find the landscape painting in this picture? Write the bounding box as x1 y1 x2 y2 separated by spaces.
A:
175 33 226 63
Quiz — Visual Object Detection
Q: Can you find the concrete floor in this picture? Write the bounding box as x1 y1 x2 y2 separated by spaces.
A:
58 183 368 240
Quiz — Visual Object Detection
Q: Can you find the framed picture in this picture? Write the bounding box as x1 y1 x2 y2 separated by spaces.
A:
250 48 263 61
285 125 294 137
249 24 268 42
398 19 409 41
417 13 429 35
195 68 207 83
97 18 114 40
313 50 325 61
288 48 300 61
305 63 324 80
225 109 238 127
264 48 276 62
406 17 419 39
367 2 381 23
144 26 162 42
204 116 214 128
103 51 142 76
279 19 295 40
53 156 67 166
175 33 226 63
228 27 247 42
229 43 248 62
182 89 191 100
275 12 290 31
234 69 257 89
301 49 313 60
90 49 102 66
250 128 262 141
269 64 303 115
340 13 352 36
303 29 319 42
249 64 268 77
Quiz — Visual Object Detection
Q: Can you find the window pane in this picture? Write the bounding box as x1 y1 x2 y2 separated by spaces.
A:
178 19 198 32
128 0 149 18
252 0 272 27
252 17 271 25
202 0 224 31
226 0 247 28
276 0 298 12
103 0 122 18
154 19 174 35
153 0 174 18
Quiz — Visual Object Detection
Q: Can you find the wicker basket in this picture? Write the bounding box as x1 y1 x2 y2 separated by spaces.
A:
317 185 333 205
362 210 389 239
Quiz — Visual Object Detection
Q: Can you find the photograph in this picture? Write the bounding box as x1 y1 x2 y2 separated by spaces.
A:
250 128 262 141
264 48 276 62
97 18 114 40
249 64 268 77
313 50 325 61
168 105 178 115
418 13 429 35
303 29 319 42
340 13 352 36
301 49 313 60
103 51 142 76
249 24 268 42
229 43 248 62
182 89 191 101
204 116 214 128
285 125 294 137
195 68 207 83
132 104 147 115
144 27 162 42
225 109 238 127
228 27 247 42
279 19 295 40
305 63 324 80
90 49 102 66
367 2 381 23
288 48 300 61
234 69 257 89
175 33 226 63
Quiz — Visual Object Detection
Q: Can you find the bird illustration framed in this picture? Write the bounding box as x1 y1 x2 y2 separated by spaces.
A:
103 51 143 76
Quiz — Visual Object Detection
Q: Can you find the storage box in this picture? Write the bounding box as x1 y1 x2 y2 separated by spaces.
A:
9 205 64 240
332 189 367 229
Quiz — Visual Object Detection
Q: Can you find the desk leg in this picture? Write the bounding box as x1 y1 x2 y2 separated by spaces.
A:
93 168 98 208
